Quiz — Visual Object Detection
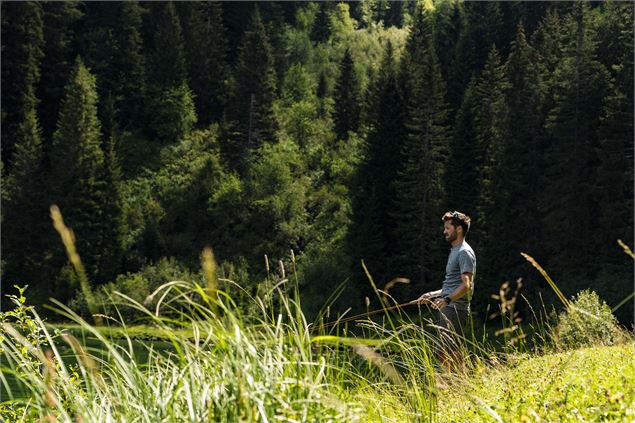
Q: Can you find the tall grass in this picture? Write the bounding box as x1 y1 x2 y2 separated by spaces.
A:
3 270 629 422
1 208 632 421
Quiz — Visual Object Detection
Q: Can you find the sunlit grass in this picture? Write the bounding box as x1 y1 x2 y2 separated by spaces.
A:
440 343 635 422
1 207 633 422
3 278 632 422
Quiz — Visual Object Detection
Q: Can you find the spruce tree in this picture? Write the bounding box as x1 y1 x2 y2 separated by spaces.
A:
78 2 147 134
260 2 289 86
310 2 330 44
392 8 449 290
532 8 571 119
48 57 110 296
37 1 83 142
348 42 405 295
450 1 504 111
115 1 147 130
316 72 329 116
91 93 125 282
596 4 634 270
2 108 51 305
384 1 404 28
333 49 361 141
445 78 479 216
541 3 611 284
471 47 509 297
1 1 45 169
145 2 196 143
497 24 546 275
178 2 230 126
226 5 277 173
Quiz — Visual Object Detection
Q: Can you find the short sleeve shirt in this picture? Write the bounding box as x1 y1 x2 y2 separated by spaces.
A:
441 240 476 310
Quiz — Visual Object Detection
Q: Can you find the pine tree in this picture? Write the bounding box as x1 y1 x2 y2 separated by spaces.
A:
2 108 51 305
145 2 196 143
497 24 546 275
596 4 634 269
445 78 479 216
450 2 504 111
260 2 289 86
78 2 147 176
178 2 230 126
1 1 45 170
392 8 449 290
37 1 83 142
541 3 611 284
48 57 110 297
310 2 330 44
226 5 277 173
316 71 329 116
532 8 570 115
333 49 361 140
115 1 147 130
434 0 464 107
78 2 147 134
384 1 404 28
348 42 405 295
471 47 510 295
92 93 125 283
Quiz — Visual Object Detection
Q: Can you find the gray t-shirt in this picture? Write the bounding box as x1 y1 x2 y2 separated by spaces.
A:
441 240 476 311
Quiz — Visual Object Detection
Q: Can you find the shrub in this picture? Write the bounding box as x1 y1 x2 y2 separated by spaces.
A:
69 257 201 322
555 289 628 350
0 286 64 421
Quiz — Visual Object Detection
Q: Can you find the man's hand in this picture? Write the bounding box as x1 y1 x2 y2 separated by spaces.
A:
431 297 448 310
411 292 434 305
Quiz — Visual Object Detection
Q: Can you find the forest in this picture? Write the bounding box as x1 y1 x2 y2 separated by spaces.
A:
1 0 633 326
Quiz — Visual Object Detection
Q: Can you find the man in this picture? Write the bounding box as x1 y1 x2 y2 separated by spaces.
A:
412 210 476 371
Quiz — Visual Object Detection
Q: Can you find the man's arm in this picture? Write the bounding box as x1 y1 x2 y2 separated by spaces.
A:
430 272 473 310
412 289 443 304
452 272 474 301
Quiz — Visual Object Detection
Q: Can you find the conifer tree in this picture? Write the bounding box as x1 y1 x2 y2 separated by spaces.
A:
596 3 634 268
532 8 569 115
450 2 504 111
115 1 147 130
541 3 611 282
384 1 404 28
316 72 329 116
333 49 361 140
78 2 147 134
348 42 405 293
145 2 196 143
471 47 509 296
260 3 289 85
310 2 330 44
497 24 546 273
392 8 449 289
226 5 277 173
178 2 230 126
434 0 464 108
445 78 479 215
2 108 50 305
1 1 45 169
94 94 125 282
37 1 83 142
48 57 111 294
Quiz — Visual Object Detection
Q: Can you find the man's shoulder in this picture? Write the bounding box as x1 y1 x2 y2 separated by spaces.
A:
459 241 476 257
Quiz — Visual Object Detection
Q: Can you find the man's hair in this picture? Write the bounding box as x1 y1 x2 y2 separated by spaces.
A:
442 211 471 235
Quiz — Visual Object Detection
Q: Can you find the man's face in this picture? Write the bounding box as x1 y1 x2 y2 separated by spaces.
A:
443 220 459 243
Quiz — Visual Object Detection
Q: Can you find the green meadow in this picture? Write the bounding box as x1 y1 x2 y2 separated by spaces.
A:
2 261 633 422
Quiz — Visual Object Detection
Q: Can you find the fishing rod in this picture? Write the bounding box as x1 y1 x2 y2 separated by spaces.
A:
312 297 441 332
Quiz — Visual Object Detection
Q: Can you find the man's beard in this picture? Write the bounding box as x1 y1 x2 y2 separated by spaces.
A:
445 232 457 243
